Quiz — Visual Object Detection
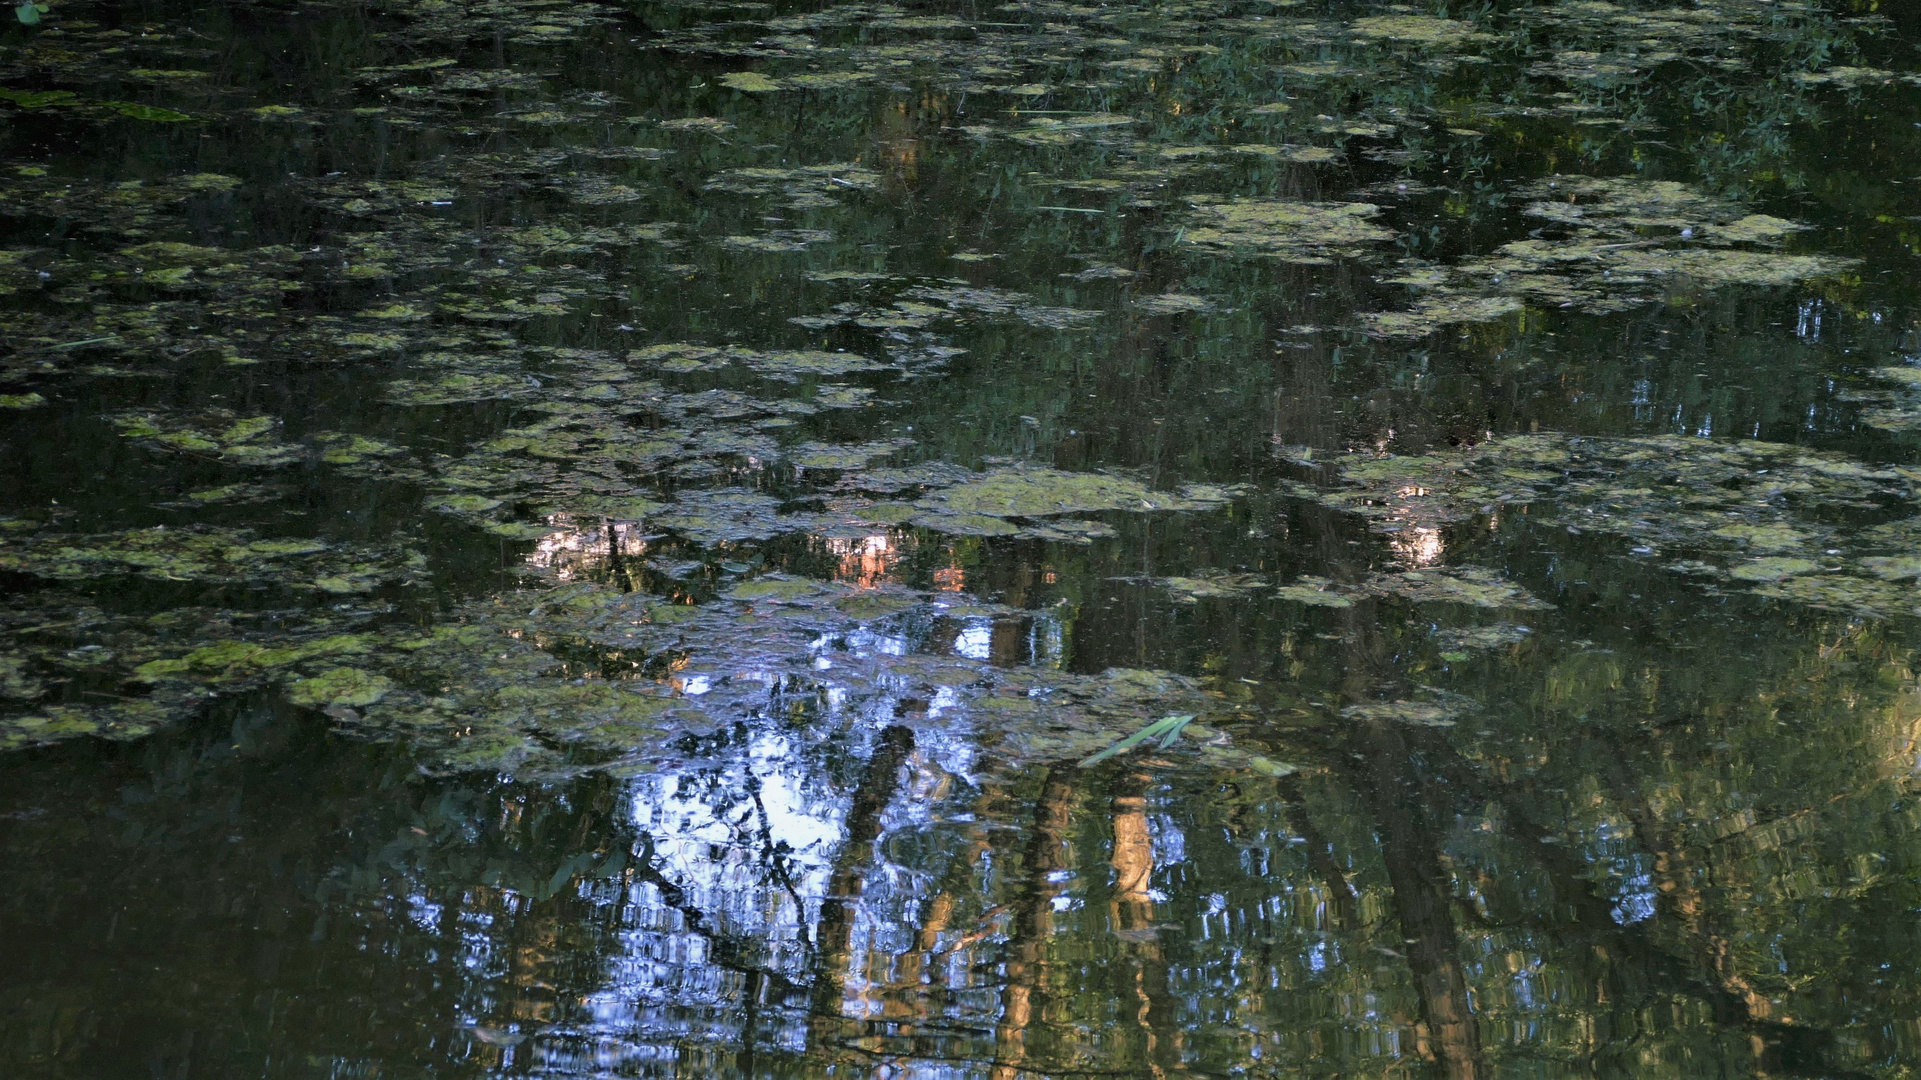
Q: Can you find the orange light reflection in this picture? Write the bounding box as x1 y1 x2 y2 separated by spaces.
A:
825 534 900 589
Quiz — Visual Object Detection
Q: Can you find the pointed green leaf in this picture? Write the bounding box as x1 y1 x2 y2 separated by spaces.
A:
1155 714 1195 748
1079 714 1195 767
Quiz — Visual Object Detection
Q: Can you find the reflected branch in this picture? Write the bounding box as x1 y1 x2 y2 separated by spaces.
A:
628 832 809 1001
1415 729 1868 1078
992 764 1078 1080
1275 773 1361 933
1337 718 1485 1080
1108 770 1184 1078
808 725 918 1026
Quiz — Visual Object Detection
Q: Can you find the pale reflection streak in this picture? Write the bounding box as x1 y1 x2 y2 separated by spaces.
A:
952 619 994 661
1390 525 1445 567
1386 486 1445 567
523 517 648 581
823 533 903 588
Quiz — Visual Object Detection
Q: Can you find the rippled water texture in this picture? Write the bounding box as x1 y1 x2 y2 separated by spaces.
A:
8 0 1921 1076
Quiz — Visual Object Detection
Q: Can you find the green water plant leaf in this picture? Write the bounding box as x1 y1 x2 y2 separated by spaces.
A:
1156 574 1265 602
1079 713 1195 767
1273 576 1355 608
1369 567 1553 610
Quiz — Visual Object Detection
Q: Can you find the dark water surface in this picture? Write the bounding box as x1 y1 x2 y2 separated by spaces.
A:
7 0 1921 1076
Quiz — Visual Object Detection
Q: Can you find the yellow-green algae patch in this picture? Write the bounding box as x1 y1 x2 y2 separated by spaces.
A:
286 667 395 708
906 466 1238 537
1179 197 1394 263
1367 177 1851 337
1348 15 1492 48
0 525 424 591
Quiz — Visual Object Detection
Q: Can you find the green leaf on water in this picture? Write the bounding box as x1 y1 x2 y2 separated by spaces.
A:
1079 713 1195 767
15 1 44 25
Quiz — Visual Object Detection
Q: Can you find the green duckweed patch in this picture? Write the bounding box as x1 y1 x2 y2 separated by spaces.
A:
0 525 423 593
1342 700 1462 727
1792 67 1919 89
1272 576 1356 609
630 343 890 380
0 591 397 750
718 71 782 93
2 700 183 751
1435 624 1533 654
799 282 1105 333
1178 197 1394 263
1850 368 1921 432
1133 293 1216 316
1155 566 1545 611
1367 177 1852 337
1348 14 1492 48
914 466 1229 520
908 468 1231 540
1155 573 1266 602
1368 566 1553 610
289 666 395 708
703 164 880 208
110 410 300 466
1728 557 1823 583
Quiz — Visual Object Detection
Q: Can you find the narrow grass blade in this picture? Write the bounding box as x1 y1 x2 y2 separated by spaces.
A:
1079 714 1195 768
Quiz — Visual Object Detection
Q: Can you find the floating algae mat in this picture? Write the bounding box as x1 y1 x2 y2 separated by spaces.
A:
1367 176 1856 336
12 0 1921 1075
1285 433 1921 617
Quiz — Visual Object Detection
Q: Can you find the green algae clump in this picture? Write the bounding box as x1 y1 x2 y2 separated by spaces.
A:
1179 197 1393 263
288 667 395 708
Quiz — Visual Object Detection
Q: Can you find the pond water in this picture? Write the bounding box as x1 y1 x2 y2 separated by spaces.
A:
6 0 1921 1076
